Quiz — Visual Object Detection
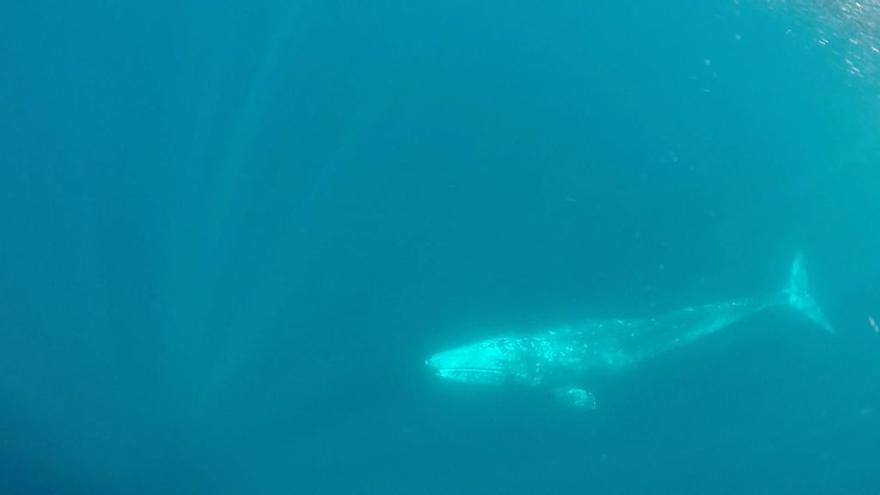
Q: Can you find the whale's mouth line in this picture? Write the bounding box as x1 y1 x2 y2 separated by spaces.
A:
435 367 504 375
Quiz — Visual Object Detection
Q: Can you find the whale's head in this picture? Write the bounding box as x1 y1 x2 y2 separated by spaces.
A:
425 337 521 385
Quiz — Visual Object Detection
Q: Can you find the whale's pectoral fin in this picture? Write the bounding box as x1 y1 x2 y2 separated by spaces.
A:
553 386 597 410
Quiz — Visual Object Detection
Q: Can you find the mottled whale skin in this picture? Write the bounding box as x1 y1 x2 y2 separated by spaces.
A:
425 254 831 409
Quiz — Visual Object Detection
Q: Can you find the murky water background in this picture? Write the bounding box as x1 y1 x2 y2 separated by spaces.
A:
1 1 878 493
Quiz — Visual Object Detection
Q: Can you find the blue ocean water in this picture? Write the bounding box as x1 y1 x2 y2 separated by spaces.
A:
1 1 879 493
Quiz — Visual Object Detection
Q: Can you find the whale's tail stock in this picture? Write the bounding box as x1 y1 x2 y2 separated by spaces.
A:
786 252 833 333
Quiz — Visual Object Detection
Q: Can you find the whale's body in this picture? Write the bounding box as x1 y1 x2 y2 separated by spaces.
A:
425 254 832 409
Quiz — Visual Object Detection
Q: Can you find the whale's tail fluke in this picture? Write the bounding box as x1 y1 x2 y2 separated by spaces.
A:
786 252 833 333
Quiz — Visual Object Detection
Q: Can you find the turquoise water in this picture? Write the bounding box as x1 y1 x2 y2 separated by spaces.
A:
1 1 879 493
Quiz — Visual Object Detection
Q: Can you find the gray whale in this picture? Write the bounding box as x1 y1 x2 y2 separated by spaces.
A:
425 254 832 409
